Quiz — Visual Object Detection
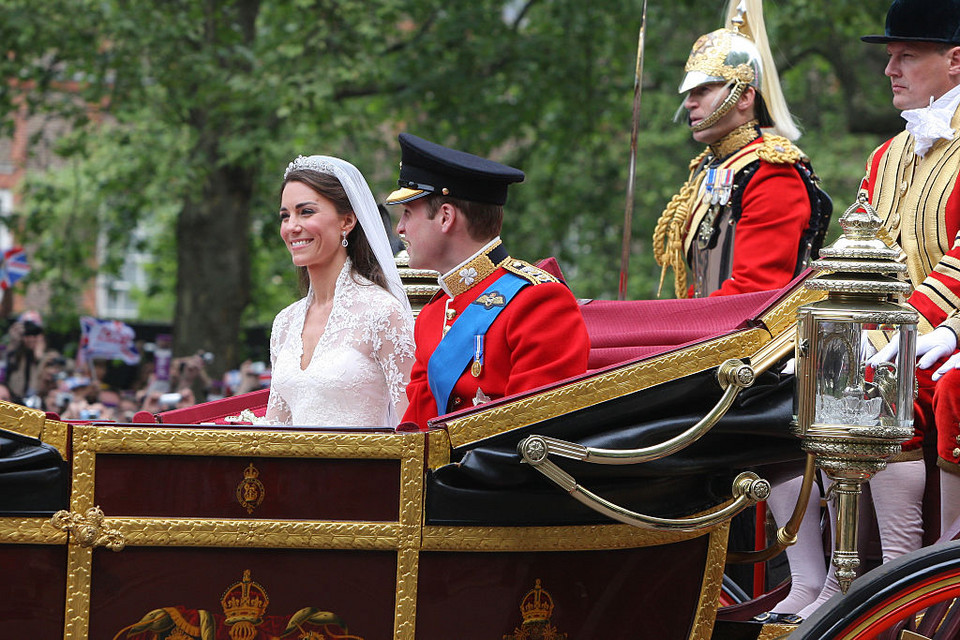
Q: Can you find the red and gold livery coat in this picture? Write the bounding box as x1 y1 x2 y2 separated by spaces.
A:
860 105 960 464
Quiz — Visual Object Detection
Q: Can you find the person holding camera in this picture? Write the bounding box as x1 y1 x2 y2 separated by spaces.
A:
5 311 46 406
168 351 213 404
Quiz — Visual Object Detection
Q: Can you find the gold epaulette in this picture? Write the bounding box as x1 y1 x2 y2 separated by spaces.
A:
503 258 560 285
757 135 803 164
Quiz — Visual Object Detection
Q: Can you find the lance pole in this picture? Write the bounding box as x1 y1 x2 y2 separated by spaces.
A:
618 0 648 301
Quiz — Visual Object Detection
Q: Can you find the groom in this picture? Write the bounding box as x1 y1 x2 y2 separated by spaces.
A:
387 133 590 429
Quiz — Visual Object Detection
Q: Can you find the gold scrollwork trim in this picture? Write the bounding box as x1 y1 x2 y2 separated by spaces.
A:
426 429 451 470
51 507 125 551
688 524 730 640
0 517 68 544
42 418 70 460
0 401 68 460
71 432 97 514
758 285 825 337
394 546 419 640
440 328 769 448
756 625 798 640
64 543 93 640
75 424 411 459
0 399 47 439
398 436 425 548
421 521 716 552
106 518 402 549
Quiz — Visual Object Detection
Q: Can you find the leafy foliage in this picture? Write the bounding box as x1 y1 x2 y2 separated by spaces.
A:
0 0 907 366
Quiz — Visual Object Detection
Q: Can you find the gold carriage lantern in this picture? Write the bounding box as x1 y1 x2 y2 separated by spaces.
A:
794 193 917 594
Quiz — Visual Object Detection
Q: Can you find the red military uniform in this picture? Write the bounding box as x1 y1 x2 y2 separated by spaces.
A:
655 124 828 299
860 110 960 461
401 238 590 429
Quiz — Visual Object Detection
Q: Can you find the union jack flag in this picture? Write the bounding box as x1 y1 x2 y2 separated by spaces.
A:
0 247 30 290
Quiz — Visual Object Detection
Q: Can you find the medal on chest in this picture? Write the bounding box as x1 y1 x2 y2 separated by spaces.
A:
471 334 484 377
697 167 734 250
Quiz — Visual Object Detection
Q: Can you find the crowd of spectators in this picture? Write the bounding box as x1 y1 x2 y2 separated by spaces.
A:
0 311 269 422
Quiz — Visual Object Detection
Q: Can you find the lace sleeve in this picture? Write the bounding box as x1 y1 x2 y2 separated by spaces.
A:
373 299 416 421
263 304 293 425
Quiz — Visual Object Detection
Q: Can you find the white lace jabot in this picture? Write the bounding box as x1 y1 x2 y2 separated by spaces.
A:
902 83 960 157
263 260 415 426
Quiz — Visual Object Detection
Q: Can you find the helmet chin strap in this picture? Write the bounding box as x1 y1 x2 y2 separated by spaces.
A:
690 81 747 132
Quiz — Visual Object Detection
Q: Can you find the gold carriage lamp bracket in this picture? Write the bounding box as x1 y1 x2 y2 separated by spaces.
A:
50 506 126 551
794 193 917 594
517 359 770 532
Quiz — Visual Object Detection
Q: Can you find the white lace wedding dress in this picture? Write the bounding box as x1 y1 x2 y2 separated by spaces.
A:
264 260 415 427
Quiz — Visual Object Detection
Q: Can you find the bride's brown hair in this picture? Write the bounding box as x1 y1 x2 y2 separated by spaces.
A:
282 169 388 295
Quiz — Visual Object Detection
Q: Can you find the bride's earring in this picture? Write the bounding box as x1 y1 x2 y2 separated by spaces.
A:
341 230 349 248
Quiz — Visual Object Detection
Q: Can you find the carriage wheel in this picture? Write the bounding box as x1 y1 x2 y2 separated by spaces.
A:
789 540 960 640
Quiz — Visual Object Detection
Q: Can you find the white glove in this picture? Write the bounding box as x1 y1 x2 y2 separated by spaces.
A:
933 351 960 381
917 326 958 370
867 336 899 366
781 357 795 375
860 331 879 361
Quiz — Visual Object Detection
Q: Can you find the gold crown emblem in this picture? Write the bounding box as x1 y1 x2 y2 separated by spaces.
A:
519 578 554 623
221 569 269 625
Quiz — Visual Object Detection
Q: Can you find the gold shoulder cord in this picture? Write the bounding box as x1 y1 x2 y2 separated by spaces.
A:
653 150 710 298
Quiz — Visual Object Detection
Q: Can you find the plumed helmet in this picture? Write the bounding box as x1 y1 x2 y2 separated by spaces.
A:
678 0 800 141
679 25 762 94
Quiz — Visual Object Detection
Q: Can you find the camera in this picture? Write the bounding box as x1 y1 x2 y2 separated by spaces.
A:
249 361 266 375
79 408 100 420
159 392 182 409
200 351 214 364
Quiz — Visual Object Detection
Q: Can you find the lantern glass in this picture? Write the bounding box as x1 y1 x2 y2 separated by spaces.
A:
810 318 915 430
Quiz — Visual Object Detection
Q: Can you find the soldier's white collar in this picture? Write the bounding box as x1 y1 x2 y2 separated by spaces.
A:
438 236 504 298
902 83 960 157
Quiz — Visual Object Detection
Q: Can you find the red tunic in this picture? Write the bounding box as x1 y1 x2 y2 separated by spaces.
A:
707 159 813 297
675 135 821 298
401 263 590 430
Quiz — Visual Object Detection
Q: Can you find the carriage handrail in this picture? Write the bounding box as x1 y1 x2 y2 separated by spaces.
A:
517 444 770 531
515 359 769 531
518 359 755 466
726 453 817 564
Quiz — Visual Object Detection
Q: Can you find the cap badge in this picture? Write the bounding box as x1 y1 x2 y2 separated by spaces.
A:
475 291 506 310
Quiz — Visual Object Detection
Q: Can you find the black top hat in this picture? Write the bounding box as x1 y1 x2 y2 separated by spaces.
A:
862 0 960 45
385 133 524 206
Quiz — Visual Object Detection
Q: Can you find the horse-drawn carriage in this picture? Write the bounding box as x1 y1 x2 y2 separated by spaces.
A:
3 244 960 639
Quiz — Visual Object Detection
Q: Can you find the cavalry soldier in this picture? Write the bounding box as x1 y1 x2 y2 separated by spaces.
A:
387 133 590 429
652 0 831 299
859 0 960 571
652 0 833 624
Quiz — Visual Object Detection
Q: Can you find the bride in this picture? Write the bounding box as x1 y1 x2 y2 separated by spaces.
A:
264 155 415 427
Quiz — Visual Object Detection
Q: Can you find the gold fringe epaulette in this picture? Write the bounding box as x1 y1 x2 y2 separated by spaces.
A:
757 135 804 164
503 258 560 285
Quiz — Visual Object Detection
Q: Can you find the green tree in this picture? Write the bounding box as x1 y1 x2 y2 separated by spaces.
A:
0 0 907 368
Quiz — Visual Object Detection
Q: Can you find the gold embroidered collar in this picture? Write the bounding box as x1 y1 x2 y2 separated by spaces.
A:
439 237 508 298
708 120 760 161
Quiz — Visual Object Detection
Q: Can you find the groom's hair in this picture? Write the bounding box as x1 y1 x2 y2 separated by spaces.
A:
423 194 503 242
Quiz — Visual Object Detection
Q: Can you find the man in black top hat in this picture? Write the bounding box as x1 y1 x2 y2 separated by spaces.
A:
385 133 590 429
800 0 960 619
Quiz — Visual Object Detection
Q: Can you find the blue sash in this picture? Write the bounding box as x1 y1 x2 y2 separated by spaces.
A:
427 272 529 416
